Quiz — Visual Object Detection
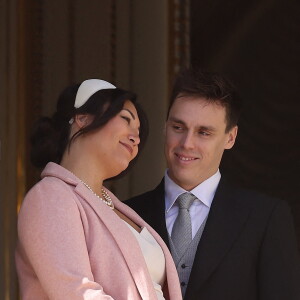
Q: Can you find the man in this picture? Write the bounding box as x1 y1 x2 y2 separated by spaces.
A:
126 68 300 300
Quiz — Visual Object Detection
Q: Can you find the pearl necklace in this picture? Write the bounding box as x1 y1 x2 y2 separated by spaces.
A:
80 180 114 209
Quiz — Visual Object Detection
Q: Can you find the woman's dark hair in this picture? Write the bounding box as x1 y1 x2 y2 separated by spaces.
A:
30 83 149 178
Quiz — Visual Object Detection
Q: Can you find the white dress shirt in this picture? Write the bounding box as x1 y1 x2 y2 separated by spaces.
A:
165 170 221 239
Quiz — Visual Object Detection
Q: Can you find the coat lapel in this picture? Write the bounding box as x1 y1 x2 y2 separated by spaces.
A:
74 184 158 300
185 180 251 297
42 163 158 299
43 164 181 299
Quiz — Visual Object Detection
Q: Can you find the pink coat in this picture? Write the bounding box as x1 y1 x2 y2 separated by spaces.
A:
16 162 182 300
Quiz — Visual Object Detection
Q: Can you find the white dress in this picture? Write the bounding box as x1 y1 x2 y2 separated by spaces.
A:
124 222 166 300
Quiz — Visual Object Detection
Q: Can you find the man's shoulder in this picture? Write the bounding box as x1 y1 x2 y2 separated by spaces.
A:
218 178 287 212
125 178 165 210
125 189 156 208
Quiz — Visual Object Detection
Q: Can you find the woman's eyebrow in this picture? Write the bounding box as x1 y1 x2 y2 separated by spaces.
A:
122 108 136 120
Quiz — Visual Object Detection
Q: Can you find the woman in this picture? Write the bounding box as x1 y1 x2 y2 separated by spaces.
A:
15 79 182 300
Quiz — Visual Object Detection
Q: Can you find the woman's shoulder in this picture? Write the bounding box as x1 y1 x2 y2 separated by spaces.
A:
29 174 74 195
21 175 78 215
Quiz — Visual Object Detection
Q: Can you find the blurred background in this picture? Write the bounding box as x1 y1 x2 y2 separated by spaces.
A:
1 0 299 299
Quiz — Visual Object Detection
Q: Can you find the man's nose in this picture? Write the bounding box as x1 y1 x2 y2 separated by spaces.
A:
181 132 194 149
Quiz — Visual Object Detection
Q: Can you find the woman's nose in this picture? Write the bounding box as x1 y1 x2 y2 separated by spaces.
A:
129 131 140 145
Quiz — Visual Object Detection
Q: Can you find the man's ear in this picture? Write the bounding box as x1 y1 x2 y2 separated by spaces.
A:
74 114 93 128
225 125 238 150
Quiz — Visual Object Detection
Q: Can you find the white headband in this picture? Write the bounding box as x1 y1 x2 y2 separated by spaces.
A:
74 79 116 108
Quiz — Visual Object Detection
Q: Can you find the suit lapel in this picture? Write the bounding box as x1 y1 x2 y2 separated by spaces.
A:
146 180 170 247
185 180 251 297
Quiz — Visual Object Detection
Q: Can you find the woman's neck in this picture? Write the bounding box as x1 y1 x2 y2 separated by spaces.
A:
61 153 104 196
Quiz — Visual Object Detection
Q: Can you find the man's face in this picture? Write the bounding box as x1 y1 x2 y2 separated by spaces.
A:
164 96 237 190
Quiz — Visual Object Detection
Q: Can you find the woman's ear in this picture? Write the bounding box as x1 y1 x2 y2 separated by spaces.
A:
74 114 93 128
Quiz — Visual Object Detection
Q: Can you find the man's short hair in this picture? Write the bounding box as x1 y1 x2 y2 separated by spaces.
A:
168 68 242 132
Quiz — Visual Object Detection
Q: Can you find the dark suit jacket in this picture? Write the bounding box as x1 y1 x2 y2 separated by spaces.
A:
126 178 300 300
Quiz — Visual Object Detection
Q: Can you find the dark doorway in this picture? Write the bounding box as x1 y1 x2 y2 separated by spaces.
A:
190 0 300 245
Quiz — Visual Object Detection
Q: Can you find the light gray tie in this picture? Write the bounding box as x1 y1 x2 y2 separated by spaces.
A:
171 192 196 257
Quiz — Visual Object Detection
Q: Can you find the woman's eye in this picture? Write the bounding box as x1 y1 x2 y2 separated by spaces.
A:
121 116 131 124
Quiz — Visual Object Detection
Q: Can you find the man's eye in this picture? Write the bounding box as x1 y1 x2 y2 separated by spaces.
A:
172 125 183 130
199 131 209 136
121 116 131 124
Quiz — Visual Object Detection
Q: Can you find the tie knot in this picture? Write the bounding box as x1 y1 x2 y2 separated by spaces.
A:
176 192 196 210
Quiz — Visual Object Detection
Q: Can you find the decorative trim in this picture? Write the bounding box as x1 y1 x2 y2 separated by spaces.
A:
17 0 27 213
169 0 190 84
68 0 75 82
24 0 44 191
110 0 117 83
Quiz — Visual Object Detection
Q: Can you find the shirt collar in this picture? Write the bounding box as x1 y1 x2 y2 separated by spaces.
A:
164 169 221 213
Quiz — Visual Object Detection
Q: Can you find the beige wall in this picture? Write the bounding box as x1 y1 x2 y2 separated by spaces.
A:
39 1 171 199
113 1 169 198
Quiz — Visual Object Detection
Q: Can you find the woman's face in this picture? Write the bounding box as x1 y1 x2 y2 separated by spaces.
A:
86 100 141 178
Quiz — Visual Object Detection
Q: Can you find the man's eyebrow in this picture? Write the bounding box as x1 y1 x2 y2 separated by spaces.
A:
168 117 186 125
169 117 216 131
123 108 136 120
198 126 216 132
